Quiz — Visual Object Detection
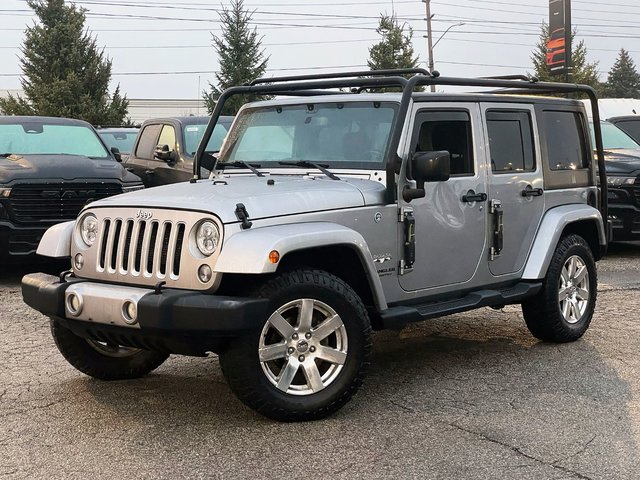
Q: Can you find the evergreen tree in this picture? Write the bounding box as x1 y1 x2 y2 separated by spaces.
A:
203 0 269 115
531 23 601 95
0 0 128 125
603 49 640 98
368 15 420 72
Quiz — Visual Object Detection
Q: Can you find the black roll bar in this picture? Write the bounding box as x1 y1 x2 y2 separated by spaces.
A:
194 69 607 223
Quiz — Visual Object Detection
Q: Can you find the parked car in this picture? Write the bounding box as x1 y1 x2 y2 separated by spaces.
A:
97 127 139 162
590 120 640 241
22 70 608 422
608 115 640 144
0 116 143 260
125 116 233 187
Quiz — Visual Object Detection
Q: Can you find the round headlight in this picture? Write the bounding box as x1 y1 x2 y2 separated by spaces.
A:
196 220 220 256
80 214 99 246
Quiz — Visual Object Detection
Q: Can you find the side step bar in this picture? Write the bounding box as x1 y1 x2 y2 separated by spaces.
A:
378 281 542 330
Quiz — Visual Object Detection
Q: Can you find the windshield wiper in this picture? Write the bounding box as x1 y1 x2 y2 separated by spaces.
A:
278 161 340 180
220 160 265 177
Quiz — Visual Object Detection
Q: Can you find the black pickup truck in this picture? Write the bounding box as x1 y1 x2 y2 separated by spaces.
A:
0 116 143 260
124 115 233 187
594 120 640 241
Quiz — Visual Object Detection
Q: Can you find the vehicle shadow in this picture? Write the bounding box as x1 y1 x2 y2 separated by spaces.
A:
68 309 639 478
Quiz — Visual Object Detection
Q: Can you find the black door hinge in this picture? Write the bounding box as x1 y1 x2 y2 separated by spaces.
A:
235 203 253 230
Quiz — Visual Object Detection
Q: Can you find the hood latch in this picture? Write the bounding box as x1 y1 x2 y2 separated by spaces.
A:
235 203 253 230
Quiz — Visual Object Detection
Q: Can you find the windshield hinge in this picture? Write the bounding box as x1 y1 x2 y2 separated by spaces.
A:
235 203 253 230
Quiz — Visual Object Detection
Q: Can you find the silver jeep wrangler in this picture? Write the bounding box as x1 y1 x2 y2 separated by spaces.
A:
22 70 609 421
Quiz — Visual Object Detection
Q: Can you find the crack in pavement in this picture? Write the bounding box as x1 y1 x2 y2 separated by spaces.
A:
448 423 595 480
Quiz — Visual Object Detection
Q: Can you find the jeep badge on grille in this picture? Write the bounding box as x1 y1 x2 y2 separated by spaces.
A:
135 209 153 220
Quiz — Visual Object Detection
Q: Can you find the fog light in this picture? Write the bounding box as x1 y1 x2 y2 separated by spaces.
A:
122 300 138 325
66 293 83 316
74 253 84 270
198 264 213 283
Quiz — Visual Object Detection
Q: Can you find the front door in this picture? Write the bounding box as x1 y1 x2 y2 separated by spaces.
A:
481 103 545 276
398 103 488 291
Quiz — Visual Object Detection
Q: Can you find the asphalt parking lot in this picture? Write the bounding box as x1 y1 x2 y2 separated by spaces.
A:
1 244 640 480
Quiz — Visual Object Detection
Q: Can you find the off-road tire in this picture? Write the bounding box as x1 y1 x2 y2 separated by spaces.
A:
219 269 372 422
521 234 597 342
51 320 169 380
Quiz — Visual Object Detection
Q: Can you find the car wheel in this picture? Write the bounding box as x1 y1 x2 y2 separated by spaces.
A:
50 320 169 380
522 234 597 342
219 269 372 422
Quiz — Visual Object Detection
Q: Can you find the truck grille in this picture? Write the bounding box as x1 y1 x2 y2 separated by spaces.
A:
73 207 222 290
8 183 122 224
97 218 186 280
633 186 640 206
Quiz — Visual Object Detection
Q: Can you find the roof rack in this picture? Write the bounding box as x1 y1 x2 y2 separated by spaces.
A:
195 69 606 219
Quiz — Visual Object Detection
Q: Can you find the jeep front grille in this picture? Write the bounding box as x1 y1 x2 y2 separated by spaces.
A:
8 183 122 224
97 218 186 279
72 207 223 291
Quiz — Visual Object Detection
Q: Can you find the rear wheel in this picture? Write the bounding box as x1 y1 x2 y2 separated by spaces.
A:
51 320 169 380
219 269 372 422
522 234 597 342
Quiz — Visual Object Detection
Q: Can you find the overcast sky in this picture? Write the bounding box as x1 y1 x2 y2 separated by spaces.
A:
1 0 639 99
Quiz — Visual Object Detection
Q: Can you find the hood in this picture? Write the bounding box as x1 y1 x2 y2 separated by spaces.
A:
90 174 387 223
603 149 640 175
0 154 140 184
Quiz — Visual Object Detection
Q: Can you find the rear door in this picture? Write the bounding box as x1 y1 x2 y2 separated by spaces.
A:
481 103 545 276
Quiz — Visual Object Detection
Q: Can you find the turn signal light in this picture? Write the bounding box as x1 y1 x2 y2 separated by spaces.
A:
269 250 280 264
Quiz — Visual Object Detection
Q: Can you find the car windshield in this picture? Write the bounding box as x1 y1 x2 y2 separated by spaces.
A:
0 122 110 158
590 122 640 150
217 101 398 169
613 119 640 144
184 123 230 156
99 131 138 154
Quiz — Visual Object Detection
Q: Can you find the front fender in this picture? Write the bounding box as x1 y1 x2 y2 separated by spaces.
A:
214 222 387 310
36 221 74 258
522 205 606 280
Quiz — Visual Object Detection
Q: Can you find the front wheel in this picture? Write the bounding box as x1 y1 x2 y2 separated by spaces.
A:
522 234 597 342
51 321 169 380
219 269 372 422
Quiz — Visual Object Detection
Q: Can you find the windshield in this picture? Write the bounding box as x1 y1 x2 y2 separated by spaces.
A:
184 123 230 156
590 122 640 150
0 122 110 158
217 101 398 169
613 119 640 144
99 131 138 154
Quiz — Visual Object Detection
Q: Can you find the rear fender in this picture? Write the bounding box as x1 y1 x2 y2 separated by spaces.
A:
522 205 606 279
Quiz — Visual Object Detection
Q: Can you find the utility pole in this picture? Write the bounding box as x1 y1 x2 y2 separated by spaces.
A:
423 0 435 92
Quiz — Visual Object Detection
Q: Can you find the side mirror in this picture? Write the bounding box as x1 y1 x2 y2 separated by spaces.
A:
110 146 122 162
200 151 218 171
154 144 176 163
403 150 451 202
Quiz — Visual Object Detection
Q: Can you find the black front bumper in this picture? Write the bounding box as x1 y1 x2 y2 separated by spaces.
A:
22 273 270 355
0 221 49 259
608 203 640 241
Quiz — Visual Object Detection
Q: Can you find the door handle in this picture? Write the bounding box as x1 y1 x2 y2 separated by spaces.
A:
522 185 543 197
462 191 487 203
144 170 155 175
